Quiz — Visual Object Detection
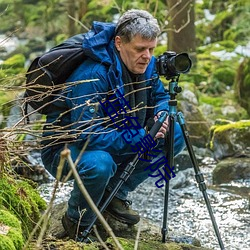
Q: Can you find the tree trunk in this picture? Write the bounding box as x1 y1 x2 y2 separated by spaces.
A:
167 0 196 63
78 0 88 20
67 0 76 36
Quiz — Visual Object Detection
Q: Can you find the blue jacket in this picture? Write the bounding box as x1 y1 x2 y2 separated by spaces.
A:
44 21 170 156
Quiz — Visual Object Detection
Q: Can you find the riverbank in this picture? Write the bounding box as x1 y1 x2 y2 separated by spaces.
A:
38 155 250 250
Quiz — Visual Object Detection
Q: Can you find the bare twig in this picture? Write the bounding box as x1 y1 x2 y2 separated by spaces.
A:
134 220 142 250
61 148 124 250
68 14 90 31
93 225 110 250
22 153 66 249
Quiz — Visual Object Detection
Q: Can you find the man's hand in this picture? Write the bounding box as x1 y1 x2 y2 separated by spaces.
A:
154 112 169 139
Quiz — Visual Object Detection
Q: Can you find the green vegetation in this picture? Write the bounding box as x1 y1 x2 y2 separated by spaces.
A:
209 120 250 151
0 174 47 240
0 209 24 250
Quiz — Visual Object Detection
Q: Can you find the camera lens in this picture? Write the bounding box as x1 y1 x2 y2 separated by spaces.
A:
174 53 192 73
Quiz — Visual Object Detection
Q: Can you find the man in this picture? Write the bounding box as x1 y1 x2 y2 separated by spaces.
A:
41 9 185 241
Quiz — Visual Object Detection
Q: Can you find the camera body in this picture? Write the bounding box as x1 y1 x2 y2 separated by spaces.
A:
156 51 192 79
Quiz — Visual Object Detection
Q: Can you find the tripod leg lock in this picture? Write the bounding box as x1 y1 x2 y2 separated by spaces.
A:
195 172 207 192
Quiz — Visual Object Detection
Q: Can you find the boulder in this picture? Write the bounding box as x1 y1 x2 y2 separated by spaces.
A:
175 82 211 148
42 201 211 250
179 100 211 148
209 120 250 160
213 157 250 184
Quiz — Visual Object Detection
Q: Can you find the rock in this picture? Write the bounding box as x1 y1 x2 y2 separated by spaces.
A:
44 201 212 250
181 89 199 105
213 157 250 184
178 100 211 148
209 120 250 160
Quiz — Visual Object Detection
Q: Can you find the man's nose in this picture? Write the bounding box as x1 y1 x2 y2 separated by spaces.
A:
142 49 151 59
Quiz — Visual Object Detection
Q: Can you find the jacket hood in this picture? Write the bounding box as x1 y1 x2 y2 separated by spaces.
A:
82 21 116 65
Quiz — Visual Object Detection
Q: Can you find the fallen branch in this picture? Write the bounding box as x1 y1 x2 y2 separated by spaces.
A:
61 148 124 250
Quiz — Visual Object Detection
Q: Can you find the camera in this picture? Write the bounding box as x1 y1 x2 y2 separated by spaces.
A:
156 51 192 79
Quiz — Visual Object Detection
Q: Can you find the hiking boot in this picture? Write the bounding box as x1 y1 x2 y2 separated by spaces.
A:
105 196 140 225
61 213 97 243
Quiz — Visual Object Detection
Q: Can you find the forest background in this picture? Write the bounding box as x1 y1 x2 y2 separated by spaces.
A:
0 0 250 125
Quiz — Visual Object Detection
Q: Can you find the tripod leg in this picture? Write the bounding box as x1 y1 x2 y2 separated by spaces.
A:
162 180 169 243
81 112 169 241
162 114 175 243
177 112 225 250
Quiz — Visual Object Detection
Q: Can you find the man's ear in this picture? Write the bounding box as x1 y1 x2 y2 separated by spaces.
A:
115 36 122 51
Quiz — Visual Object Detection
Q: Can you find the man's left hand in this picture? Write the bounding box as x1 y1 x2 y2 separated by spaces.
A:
154 112 169 139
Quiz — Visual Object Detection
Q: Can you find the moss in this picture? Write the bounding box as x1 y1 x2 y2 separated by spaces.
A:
0 235 16 250
212 120 250 133
235 57 250 116
213 67 235 86
0 209 24 249
0 209 21 229
0 174 47 239
7 228 24 249
209 120 250 151
199 95 224 107
106 237 208 250
1 54 25 69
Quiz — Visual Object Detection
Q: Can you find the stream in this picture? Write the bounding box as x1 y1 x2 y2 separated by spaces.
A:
38 155 250 250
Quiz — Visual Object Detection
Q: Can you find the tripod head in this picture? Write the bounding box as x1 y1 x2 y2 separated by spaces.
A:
168 76 182 100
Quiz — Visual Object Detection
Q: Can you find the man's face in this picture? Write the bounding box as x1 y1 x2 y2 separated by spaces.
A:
115 35 157 74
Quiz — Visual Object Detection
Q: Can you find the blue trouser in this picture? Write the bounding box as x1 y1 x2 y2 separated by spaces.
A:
41 122 185 226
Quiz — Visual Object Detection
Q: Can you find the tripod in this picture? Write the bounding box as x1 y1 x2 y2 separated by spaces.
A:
162 76 225 249
81 111 168 241
82 76 225 249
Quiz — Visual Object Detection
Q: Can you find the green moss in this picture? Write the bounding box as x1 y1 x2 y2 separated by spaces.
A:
199 95 224 107
1 54 25 69
213 67 235 86
0 175 47 239
209 120 250 150
7 228 24 249
106 237 207 250
213 120 250 133
0 209 24 249
0 235 16 250
0 209 21 229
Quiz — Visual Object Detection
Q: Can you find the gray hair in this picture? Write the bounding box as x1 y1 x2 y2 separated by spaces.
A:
115 9 160 43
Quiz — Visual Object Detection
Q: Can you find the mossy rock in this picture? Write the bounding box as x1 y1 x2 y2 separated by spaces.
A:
213 157 250 184
0 209 24 250
178 100 210 148
0 174 47 239
106 237 210 250
199 92 249 122
209 120 250 160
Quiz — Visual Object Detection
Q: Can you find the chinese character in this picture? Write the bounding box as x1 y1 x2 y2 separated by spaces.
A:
144 156 176 188
121 116 143 143
131 134 162 160
148 166 175 188
99 89 132 122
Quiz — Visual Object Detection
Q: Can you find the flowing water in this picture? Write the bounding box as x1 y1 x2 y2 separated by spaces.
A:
38 156 250 250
